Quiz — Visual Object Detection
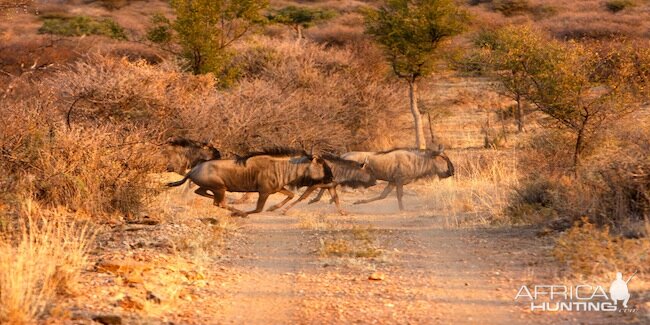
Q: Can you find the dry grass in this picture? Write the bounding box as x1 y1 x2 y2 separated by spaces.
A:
418 149 519 226
554 218 649 276
319 225 382 259
0 200 94 324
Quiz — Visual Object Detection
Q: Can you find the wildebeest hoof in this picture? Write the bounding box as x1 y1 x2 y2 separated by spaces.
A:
307 200 318 205
230 211 248 218
353 200 364 205
266 206 279 212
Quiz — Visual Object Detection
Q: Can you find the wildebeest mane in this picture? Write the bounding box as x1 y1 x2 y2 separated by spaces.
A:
166 137 221 159
287 158 334 189
321 153 364 168
167 137 206 148
235 147 309 165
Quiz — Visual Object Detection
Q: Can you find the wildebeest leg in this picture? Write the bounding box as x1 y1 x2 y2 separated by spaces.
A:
194 187 214 199
231 192 254 204
395 182 405 211
211 188 226 208
308 188 327 204
327 186 347 215
354 183 395 205
241 192 271 216
266 188 295 211
213 189 247 217
281 186 319 214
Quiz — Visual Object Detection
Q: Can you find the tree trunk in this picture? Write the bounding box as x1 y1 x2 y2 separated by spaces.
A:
295 25 303 44
427 112 436 145
515 93 524 133
573 126 585 175
408 80 426 150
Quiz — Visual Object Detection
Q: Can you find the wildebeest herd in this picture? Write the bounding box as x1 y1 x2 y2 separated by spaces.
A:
163 137 455 217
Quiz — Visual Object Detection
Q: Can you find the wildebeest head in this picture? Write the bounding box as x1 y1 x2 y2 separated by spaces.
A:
322 153 376 188
289 156 334 187
422 145 454 178
164 137 221 174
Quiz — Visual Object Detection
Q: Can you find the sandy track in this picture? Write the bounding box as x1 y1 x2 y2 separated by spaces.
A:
215 213 317 324
209 191 643 324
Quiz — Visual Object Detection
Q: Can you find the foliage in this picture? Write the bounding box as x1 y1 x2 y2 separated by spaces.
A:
38 15 127 40
267 5 335 39
510 116 650 232
474 26 548 131
146 14 172 44
167 0 268 79
480 26 650 169
364 0 467 81
364 0 468 149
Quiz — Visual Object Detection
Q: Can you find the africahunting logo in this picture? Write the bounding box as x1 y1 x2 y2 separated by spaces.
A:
514 271 639 312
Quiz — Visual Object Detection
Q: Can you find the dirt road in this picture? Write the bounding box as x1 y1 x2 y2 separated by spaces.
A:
210 191 644 324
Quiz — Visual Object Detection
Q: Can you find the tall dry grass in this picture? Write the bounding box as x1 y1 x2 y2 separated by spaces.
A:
0 200 94 324
419 149 519 226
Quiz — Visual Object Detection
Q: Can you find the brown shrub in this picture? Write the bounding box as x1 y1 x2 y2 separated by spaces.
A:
0 97 163 218
492 0 531 16
509 115 650 234
542 12 644 40
46 54 215 129
553 218 649 276
199 37 403 152
307 23 366 47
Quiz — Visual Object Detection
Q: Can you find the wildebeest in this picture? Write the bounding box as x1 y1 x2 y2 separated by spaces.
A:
163 137 221 175
280 153 377 215
342 146 454 210
167 148 332 217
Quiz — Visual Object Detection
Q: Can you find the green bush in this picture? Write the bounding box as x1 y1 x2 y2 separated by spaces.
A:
146 14 172 44
605 0 635 13
38 16 127 40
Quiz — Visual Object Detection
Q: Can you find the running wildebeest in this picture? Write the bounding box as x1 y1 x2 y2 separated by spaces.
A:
162 137 255 203
342 146 454 210
280 153 377 215
163 137 221 175
167 148 332 217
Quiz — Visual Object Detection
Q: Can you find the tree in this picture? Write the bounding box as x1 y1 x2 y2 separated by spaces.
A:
267 6 335 42
475 26 548 132
365 0 467 149
148 0 267 77
483 26 650 170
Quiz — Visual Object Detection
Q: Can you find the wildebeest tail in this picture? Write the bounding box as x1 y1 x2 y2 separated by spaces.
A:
167 173 190 187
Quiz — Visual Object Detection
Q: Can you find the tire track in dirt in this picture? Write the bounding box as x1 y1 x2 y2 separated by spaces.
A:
215 211 316 324
212 192 643 324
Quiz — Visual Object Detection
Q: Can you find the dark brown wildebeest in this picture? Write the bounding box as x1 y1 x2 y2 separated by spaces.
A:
280 153 376 215
167 148 332 217
163 137 221 175
162 137 255 203
342 146 454 210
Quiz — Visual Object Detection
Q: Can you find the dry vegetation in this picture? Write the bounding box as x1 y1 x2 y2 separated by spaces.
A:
0 0 648 322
